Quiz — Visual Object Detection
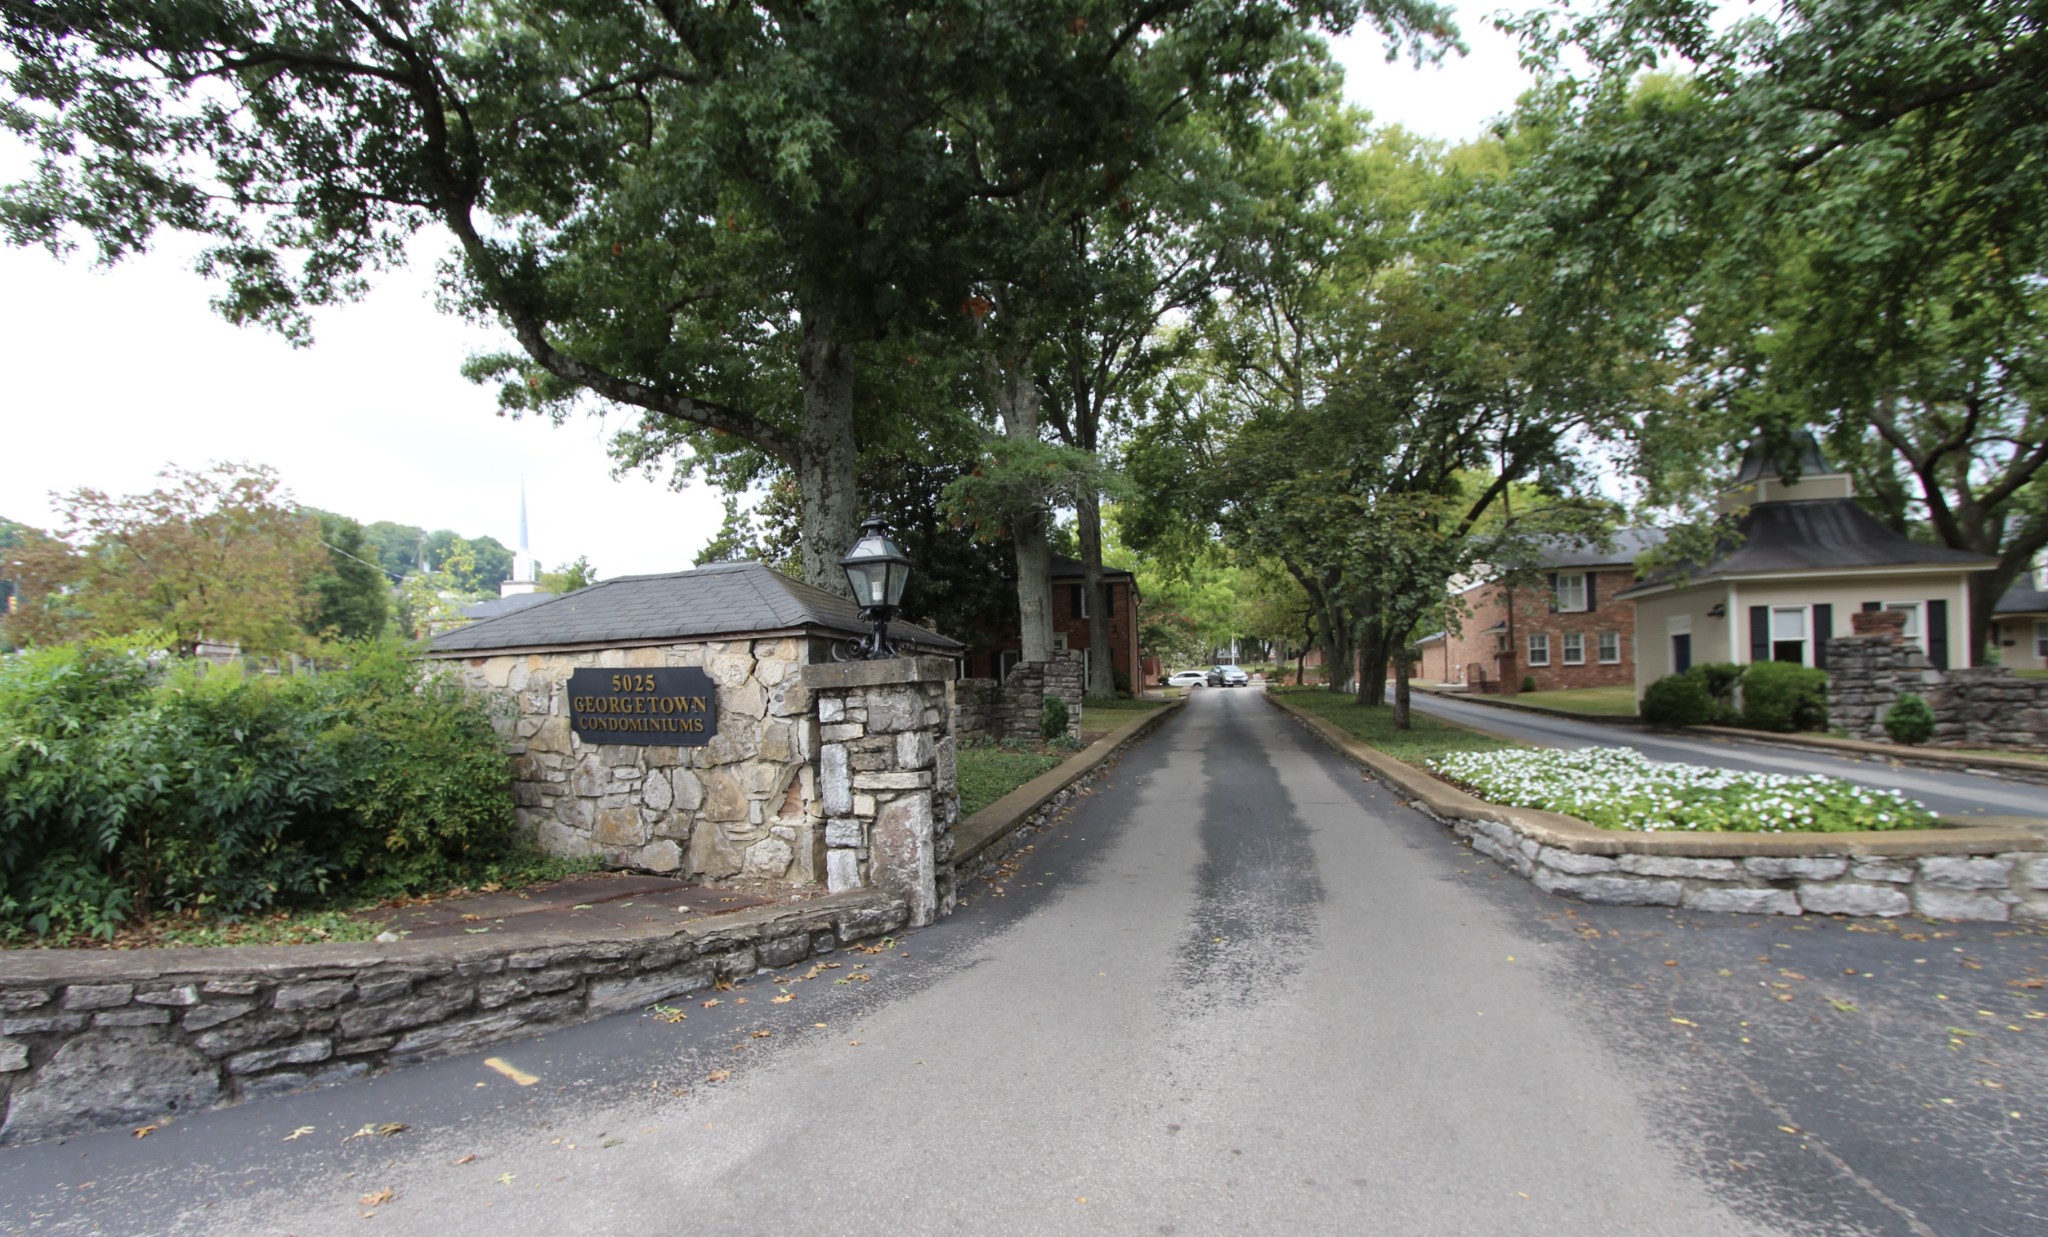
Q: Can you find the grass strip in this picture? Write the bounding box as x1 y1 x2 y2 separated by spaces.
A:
957 746 1067 818
1270 685 1519 768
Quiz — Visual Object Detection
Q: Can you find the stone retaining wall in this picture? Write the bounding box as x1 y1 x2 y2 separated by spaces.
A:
1269 692 2048 924
1828 620 2048 750
0 893 905 1146
1456 818 2048 922
952 652 1085 745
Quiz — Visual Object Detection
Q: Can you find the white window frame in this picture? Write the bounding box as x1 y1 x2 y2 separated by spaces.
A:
1562 631 1585 665
1882 600 1923 642
1526 632 1551 667
1769 605 1811 667
1052 631 1069 652
1554 572 1588 613
2034 620 2048 661
1597 630 1621 664
1074 583 1088 619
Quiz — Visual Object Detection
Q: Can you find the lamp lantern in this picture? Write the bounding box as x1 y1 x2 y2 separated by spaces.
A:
837 515 913 659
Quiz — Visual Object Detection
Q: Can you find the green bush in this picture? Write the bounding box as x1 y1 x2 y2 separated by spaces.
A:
1041 695 1070 742
1685 662 1746 722
1641 673 1717 727
1883 693 1937 745
1519 674 1538 693
0 640 513 940
1739 660 1830 732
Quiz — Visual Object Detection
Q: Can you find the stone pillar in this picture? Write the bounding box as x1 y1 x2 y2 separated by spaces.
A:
800 657 960 926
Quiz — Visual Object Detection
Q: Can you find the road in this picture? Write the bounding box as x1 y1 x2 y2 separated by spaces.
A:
3 690 2045 1236
1411 691 2048 821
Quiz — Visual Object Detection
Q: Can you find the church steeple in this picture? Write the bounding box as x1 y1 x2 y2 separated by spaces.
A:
501 479 542 597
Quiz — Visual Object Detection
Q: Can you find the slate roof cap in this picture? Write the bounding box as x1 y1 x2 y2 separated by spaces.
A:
425 560 961 654
1994 576 2048 616
1619 498 1994 596
1731 431 1840 487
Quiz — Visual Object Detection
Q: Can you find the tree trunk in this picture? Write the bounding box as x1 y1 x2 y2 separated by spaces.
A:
796 308 859 596
1355 625 1389 707
1393 645 1413 730
995 360 1054 663
1078 487 1114 697
1326 623 1355 694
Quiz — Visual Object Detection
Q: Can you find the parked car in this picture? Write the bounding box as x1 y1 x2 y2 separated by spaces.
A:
1166 670 1209 689
1207 665 1249 687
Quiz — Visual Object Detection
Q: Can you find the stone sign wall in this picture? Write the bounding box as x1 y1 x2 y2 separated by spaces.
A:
451 637 820 883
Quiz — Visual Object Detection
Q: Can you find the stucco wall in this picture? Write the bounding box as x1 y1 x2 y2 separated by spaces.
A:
447 636 821 884
1631 571 1977 693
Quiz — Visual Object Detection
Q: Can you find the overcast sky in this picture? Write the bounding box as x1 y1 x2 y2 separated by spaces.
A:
0 9 1534 580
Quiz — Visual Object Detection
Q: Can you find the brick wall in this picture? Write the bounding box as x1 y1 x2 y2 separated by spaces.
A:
974 578 1139 693
1440 567 1641 690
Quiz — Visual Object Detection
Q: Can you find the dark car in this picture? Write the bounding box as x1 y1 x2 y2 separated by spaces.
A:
1207 665 1249 687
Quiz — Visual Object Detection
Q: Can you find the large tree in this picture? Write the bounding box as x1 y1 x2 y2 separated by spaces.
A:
5 0 1444 595
2 463 327 655
1503 0 2048 660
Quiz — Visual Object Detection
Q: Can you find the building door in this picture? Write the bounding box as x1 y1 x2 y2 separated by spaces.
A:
1671 633 1692 674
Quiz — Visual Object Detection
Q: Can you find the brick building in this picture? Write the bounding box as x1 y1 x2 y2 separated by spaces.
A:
1437 531 1664 692
963 555 1142 697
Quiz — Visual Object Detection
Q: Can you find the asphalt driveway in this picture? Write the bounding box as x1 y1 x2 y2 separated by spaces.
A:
4 689 2043 1236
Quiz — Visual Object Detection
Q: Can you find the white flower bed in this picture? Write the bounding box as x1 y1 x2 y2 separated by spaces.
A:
1430 746 1938 834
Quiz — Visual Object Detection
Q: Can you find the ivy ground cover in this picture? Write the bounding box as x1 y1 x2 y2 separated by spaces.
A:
1430 747 1939 834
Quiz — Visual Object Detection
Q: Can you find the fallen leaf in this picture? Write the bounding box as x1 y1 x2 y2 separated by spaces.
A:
707 1069 731 1083
377 1123 408 1137
1670 1018 1696 1027
497 1173 517 1186
750 1029 771 1039
734 997 748 1004
284 1126 315 1142
602 1138 625 1149
453 1154 477 1166
2009 979 2045 990
132 1125 158 1139
771 994 795 1004
702 998 721 1008
813 1022 829 1028
1828 998 1858 1013
360 1187 393 1207
847 1040 862 1047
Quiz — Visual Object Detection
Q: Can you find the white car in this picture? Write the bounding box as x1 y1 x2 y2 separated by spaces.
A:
1166 670 1209 689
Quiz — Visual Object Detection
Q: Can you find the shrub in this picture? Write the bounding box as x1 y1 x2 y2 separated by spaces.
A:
1519 674 1538 693
1684 662 1746 722
1739 660 1830 732
1641 673 1717 727
0 639 513 939
1040 696 1070 742
1883 693 1937 745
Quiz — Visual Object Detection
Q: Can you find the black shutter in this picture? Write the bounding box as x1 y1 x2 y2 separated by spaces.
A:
1104 583 1115 617
1750 606 1770 663
1070 584 1083 619
1813 603 1832 669
1928 599 1949 669
1586 573 1597 612
1862 601 1882 612
1546 572 1558 613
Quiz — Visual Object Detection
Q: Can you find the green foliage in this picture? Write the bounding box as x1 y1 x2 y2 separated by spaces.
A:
538 555 598 594
0 640 514 940
1518 674 1538 694
1739 660 1830 733
1883 693 1937 746
1641 674 1717 727
1040 696 1071 743
1685 662 1746 722
306 512 391 641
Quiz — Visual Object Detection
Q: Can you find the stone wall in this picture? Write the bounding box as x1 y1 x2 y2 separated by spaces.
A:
951 652 1085 745
1459 818 2048 922
1828 621 2048 750
803 658 959 926
0 894 906 1145
447 637 821 883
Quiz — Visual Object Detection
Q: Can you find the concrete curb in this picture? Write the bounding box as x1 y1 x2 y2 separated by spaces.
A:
950 699 1184 877
1415 684 1648 727
1265 691 2048 922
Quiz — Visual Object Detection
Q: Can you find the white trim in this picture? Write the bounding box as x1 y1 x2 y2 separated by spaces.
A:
1617 561 1996 601
1562 631 1586 665
1526 632 1551 666
1768 604 1814 667
1554 572 1589 613
1597 630 1621 664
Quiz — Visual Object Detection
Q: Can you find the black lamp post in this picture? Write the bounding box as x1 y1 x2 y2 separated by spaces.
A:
837 515 913 660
